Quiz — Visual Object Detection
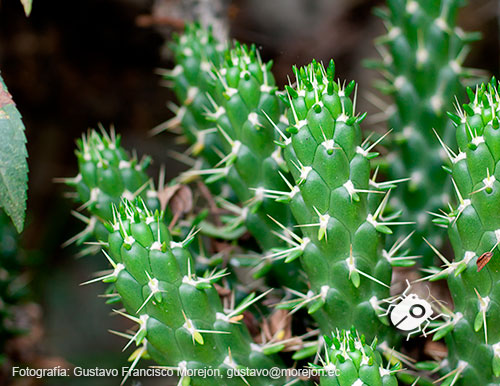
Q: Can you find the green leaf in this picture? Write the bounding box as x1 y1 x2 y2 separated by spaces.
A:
0 74 28 233
292 345 318 361
493 355 500 377
20 0 33 16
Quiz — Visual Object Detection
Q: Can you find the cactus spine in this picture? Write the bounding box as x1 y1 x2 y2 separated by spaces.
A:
429 79 500 385
275 60 410 348
373 0 478 265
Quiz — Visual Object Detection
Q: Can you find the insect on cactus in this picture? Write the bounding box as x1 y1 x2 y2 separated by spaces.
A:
271 59 415 351
423 78 500 386
59 7 495 385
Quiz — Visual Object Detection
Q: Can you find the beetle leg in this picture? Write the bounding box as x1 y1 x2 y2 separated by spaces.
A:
384 295 403 305
401 279 412 296
380 303 396 317
406 324 422 340
421 320 430 337
430 312 449 320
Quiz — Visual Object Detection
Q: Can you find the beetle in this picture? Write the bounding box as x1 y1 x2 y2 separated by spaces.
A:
382 280 448 340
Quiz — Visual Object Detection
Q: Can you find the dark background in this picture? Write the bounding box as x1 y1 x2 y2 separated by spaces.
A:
0 0 498 384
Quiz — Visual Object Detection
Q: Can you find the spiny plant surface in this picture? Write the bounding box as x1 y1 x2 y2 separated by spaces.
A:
66 126 405 386
162 25 301 287
155 23 225 167
65 130 294 385
206 42 294 254
428 79 500 385
89 199 286 386
272 60 413 353
372 0 479 266
64 128 161 249
315 330 399 386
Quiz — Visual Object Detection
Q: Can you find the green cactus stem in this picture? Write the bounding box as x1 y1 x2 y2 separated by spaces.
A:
164 28 301 286
83 199 286 386
202 43 297 272
314 329 399 386
271 60 413 350
63 128 161 248
371 0 480 266
156 23 225 168
426 78 500 385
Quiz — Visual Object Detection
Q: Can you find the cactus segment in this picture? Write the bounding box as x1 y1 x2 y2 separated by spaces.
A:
277 60 408 345
86 199 286 385
164 25 302 286
315 329 399 386
156 23 225 167
373 0 478 266
207 43 295 253
65 128 161 247
429 78 500 385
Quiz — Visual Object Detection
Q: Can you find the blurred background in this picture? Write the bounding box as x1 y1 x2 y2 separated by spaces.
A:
0 0 498 384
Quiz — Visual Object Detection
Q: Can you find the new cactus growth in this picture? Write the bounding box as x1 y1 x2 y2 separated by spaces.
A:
315 329 399 386
427 79 500 385
64 128 161 247
372 0 479 265
274 60 412 348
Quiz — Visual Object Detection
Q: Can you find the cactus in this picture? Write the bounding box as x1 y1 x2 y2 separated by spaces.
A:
372 0 479 266
65 130 295 385
63 128 161 248
156 23 225 169
315 329 399 386
64 72 407 386
427 78 500 385
61 19 495 386
162 28 302 286
86 199 287 385
272 60 413 350
206 42 293 252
